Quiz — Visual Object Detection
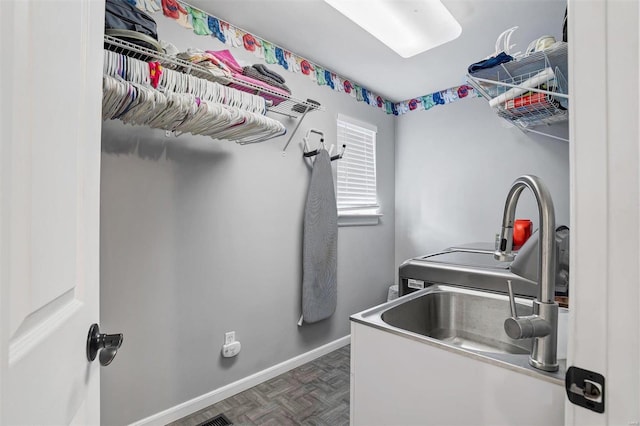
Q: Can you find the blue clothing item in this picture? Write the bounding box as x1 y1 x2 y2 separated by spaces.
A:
275 47 288 70
208 16 226 43
468 52 513 74
324 70 334 89
432 92 445 105
362 88 370 104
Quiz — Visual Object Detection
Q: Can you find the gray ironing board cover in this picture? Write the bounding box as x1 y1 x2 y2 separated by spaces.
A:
302 149 338 323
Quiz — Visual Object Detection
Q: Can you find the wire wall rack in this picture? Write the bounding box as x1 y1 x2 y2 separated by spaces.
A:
493 66 568 128
104 35 324 120
466 42 569 142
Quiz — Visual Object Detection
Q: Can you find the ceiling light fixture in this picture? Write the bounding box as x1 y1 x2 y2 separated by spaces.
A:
323 0 462 58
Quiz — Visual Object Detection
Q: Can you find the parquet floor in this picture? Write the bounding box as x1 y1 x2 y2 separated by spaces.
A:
169 345 350 426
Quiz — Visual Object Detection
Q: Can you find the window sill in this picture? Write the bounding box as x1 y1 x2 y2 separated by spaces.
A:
338 212 382 227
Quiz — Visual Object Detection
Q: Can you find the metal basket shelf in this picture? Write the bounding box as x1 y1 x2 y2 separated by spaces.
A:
104 35 323 119
493 67 568 128
466 42 569 141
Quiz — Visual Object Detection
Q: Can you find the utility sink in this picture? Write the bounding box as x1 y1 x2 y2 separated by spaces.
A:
380 284 533 355
350 283 567 426
351 283 566 381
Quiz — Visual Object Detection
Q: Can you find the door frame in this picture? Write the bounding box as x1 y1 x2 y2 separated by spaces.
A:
1 0 638 424
566 0 639 423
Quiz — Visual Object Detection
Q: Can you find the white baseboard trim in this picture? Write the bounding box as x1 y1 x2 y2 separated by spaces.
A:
130 335 351 426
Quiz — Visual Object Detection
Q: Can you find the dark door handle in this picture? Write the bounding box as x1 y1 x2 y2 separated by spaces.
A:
86 323 123 366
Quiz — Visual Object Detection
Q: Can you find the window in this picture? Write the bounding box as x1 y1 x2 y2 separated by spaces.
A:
336 114 381 226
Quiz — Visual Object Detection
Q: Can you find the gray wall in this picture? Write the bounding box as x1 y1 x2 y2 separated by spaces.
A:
394 96 570 270
100 16 395 426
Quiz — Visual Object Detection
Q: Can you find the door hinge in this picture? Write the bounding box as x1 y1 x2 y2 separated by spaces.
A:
565 366 605 413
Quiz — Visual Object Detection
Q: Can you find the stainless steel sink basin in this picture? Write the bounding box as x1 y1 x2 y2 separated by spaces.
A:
380 285 533 354
352 281 567 384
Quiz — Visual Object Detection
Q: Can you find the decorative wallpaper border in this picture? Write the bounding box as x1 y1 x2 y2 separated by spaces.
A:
395 85 478 115
134 0 476 115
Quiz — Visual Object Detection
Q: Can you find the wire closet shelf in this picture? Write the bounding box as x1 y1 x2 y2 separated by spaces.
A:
466 42 569 140
104 35 324 119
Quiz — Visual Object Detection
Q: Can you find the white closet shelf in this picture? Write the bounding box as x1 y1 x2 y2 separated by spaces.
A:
104 35 324 119
466 42 569 142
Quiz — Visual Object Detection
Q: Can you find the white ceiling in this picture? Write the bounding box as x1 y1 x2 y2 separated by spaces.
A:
188 0 567 102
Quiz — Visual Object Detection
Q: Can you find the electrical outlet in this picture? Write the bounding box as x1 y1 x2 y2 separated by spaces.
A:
222 331 241 358
222 341 241 357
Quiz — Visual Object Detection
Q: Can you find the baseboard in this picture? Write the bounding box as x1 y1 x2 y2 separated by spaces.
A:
130 335 351 426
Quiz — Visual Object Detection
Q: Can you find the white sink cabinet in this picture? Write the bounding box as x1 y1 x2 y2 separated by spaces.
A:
350 321 565 426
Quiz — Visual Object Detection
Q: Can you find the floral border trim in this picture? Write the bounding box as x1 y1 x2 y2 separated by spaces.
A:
395 84 479 115
137 0 475 115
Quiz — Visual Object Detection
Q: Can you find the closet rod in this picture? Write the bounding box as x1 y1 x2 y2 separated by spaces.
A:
523 128 569 142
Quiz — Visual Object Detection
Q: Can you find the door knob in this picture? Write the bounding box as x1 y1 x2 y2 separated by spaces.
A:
86 323 123 366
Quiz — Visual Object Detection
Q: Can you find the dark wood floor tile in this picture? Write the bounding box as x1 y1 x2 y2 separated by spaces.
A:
171 345 351 426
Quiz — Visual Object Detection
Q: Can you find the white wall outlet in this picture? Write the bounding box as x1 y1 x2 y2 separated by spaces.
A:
222 341 241 358
222 331 240 357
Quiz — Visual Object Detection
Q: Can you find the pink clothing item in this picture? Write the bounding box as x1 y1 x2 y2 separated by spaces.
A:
206 50 243 74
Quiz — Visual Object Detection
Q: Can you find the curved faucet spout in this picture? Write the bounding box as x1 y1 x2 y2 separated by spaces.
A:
495 175 559 372
495 175 556 303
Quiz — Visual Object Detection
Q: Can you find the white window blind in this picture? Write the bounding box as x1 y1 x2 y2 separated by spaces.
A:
336 115 378 212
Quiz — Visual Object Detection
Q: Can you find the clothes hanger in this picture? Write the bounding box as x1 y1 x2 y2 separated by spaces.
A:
102 48 286 143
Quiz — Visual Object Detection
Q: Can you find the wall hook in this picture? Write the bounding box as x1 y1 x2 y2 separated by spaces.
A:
302 129 326 158
330 144 347 161
302 130 345 161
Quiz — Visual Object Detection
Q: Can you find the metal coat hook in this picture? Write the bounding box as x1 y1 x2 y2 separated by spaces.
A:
330 144 346 161
302 129 345 161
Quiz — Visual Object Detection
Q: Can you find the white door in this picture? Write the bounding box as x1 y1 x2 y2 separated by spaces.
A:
0 0 105 424
567 0 640 424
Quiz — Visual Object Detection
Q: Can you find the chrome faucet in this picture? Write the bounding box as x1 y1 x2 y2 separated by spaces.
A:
495 175 559 372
